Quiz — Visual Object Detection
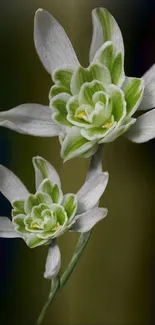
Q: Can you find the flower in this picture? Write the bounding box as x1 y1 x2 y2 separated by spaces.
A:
0 155 108 277
0 8 155 160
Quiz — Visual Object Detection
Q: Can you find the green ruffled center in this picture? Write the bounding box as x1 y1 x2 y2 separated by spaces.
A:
49 41 144 160
11 179 77 248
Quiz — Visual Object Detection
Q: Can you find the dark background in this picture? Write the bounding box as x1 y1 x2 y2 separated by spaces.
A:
0 0 155 324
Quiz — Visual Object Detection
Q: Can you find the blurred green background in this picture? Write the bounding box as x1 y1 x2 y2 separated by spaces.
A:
0 0 155 324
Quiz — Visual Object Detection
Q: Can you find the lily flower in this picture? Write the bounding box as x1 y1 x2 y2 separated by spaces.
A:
0 155 108 278
0 8 155 160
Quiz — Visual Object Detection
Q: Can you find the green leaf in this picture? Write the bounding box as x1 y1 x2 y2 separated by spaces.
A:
24 216 33 230
89 7 124 62
50 93 72 127
13 214 28 234
33 158 49 180
108 85 126 122
66 94 94 129
62 194 77 220
51 184 63 204
30 205 58 232
110 52 124 86
79 80 105 106
26 233 47 248
50 204 68 225
12 200 25 211
91 91 113 127
90 63 111 85
93 41 115 69
67 104 93 129
24 192 53 216
96 8 112 42
61 126 97 161
88 102 113 127
66 95 79 115
31 203 50 220
50 93 71 114
32 156 61 190
12 200 25 216
71 67 92 95
81 122 116 141
49 85 71 100
38 179 63 204
12 210 21 217
71 63 111 95
52 68 74 91
52 111 72 127
92 90 107 105
80 143 99 158
99 118 136 143
122 77 145 117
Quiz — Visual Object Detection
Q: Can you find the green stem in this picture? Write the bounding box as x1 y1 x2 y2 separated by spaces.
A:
61 231 91 288
37 277 60 325
37 230 91 325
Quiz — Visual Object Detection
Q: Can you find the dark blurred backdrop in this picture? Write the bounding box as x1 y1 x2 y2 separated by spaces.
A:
0 0 155 324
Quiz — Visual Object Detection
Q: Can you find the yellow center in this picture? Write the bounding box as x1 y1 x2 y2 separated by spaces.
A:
32 222 41 229
53 225 61 231
76 111 86 119
105 122 113 129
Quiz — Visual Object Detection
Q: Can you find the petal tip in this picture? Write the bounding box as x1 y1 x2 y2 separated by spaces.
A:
103 171 109 178
36 8 43 12
92 7 107 15
33 155 42 161
35 8 44 17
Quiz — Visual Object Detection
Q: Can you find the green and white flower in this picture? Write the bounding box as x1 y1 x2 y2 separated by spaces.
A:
0 8 155 160
0 155 108 278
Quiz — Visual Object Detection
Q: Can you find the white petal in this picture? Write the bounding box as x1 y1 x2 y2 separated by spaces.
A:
89 7 124 63
139 64 155 110
126 108 155 143
0 165 29 202
44 240 61 279
0 104 61 136
70 207 107 232
86 145 103 181
76 171 109 214
32 156 61 190
0 217 21 238
34 9 80 74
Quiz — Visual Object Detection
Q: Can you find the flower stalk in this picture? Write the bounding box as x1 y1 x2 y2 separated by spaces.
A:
37 230 91 324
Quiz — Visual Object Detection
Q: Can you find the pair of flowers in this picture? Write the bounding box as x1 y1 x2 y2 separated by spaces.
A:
0 7 155 280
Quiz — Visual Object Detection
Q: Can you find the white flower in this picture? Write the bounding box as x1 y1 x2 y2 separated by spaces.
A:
0 8 155 160
0 154 108 278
